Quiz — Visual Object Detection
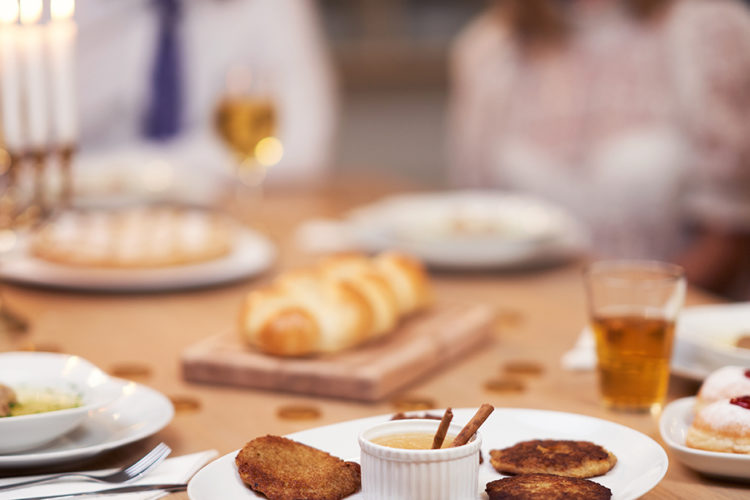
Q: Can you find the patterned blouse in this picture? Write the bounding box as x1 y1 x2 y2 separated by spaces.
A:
450 0 750 259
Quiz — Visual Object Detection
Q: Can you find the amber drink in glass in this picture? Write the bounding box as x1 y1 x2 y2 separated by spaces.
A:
584 261 685 413
213 65 282 189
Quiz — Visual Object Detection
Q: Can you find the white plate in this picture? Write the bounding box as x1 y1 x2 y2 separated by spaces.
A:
0 227 275 292
660 397 750 480
188 408 667 500
347 191 590 269
0 378 173 468
676 303 750 373
0 353 121 454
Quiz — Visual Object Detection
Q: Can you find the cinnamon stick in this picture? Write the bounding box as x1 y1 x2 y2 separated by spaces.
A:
452 404 494 447
431 408 453 449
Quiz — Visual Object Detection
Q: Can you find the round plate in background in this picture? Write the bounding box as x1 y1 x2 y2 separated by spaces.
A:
0 228 275 293
676 303 750 372
346 191 590 270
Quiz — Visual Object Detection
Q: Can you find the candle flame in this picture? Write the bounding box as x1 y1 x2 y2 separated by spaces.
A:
51 0 74 21
0 0 19 24
19 0 41 25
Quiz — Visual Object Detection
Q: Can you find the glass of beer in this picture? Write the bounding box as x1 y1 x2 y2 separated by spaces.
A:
583 260 685 413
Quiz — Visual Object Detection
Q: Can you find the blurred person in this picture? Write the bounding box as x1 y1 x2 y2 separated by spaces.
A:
74 0 336 191
449 0 750 297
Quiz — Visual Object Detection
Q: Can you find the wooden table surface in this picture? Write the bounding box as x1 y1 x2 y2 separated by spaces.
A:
0 182 747 499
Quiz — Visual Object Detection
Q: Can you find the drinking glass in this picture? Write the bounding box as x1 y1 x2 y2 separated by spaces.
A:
583 260 685 413
213 64 282 188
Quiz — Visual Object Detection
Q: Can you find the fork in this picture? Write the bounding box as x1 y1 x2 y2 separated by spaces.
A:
0 442 171 492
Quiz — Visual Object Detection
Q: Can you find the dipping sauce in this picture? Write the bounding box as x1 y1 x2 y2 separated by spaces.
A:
371 432 456 450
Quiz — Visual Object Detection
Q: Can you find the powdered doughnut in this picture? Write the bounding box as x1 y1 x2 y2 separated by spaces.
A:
686 397 750 454
695 366 750 412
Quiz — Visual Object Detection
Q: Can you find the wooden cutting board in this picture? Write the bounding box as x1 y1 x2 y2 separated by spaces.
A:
181 303 494 402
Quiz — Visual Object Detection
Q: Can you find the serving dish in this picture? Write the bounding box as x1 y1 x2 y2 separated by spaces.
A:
659 396 750 480
0 353 121 453
188 407 668 500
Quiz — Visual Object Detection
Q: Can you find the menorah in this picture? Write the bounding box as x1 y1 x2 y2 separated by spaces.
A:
0 0 77 227
0 0 77 333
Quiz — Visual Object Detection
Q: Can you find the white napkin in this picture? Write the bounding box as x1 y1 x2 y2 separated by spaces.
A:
561 327 596 371
0 450 218 500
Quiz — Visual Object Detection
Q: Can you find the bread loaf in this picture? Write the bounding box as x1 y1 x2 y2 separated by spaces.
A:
239 252 432 356
319 254 399 338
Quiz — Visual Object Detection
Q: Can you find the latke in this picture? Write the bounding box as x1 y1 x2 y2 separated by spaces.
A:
489 440 616 478
235 435 361 500
486 473 612 500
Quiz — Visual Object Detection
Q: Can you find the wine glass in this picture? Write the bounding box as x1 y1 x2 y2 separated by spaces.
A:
214 64 283 188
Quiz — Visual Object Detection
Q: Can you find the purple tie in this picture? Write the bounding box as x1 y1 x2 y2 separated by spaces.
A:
143 0 182 140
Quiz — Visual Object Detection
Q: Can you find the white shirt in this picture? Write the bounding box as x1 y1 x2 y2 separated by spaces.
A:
73 0 336 195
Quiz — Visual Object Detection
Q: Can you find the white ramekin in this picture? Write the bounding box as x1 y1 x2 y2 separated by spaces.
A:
358 419 481 500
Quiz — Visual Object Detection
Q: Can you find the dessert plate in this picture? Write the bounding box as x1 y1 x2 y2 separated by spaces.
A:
0 227 275 292
0 378 173 468
660 396 750 480
346 191 589 269
188 407 667 500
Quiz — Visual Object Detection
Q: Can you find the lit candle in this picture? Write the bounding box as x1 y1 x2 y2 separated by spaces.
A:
0 0 23 152
49 0 76 146
19 0 46 150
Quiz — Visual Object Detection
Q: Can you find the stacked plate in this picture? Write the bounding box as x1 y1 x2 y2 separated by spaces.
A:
0 352 173 468
346 191 589 269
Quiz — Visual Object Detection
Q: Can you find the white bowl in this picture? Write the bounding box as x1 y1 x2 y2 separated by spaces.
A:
358 419 481 500
0 352 121 453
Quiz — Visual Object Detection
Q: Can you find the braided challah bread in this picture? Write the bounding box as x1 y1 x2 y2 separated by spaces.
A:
239 252 432 356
